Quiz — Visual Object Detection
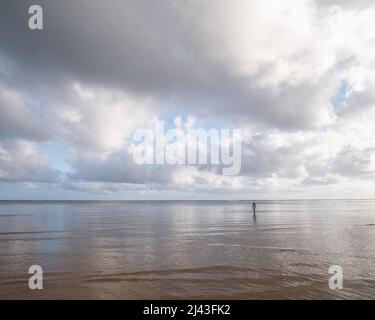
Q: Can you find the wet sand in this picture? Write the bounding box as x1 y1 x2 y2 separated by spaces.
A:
0 200 375 299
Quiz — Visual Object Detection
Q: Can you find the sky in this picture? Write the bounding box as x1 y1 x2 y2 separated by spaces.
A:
1 0 375 200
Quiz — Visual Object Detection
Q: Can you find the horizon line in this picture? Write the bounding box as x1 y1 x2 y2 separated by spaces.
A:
1 198 375 202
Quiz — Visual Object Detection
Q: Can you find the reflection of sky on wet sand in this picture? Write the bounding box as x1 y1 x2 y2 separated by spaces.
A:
0 200 375 299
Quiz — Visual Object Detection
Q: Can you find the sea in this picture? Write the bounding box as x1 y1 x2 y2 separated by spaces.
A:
0 200 374 299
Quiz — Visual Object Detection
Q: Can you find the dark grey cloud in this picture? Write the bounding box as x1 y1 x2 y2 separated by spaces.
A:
0 0 336 130
0 83 51 141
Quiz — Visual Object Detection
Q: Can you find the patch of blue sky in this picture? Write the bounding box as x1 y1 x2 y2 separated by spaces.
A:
331 80 350 108
41 142 73 174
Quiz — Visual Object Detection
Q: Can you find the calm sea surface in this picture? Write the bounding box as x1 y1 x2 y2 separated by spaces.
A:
0 200 374 299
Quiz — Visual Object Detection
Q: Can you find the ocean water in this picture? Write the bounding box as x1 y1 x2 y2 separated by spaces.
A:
0 200 374 299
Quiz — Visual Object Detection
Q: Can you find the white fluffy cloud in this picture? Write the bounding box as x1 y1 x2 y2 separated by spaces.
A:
0 140 59 183
55 83 157 153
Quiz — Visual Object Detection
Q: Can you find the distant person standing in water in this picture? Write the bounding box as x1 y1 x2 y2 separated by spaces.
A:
252 202 256 215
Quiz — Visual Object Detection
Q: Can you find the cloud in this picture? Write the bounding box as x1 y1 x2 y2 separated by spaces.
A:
333 146 375 177
54 83 157 153
0 0 343 129
0 140 60 183
0 0 375 198
68 149 175 185
0 84 51 141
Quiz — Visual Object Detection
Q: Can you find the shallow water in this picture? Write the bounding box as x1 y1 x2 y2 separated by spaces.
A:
0 200 374 299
